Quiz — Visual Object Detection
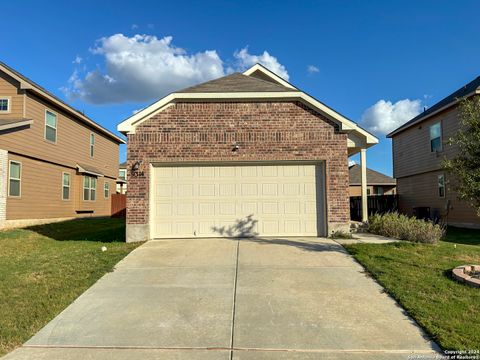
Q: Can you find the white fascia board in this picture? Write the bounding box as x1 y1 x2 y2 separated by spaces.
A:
118 91 379 146
242 64 297 89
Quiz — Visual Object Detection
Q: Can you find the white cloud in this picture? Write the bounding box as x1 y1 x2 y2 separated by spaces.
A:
348 159 356 166
234 47 289 80
72 56 82 64
307 65 319 74
65 34 225 104
65 35 289 104
360 99 422 135
131 24 139 30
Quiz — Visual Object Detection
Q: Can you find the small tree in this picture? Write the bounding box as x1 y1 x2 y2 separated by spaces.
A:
443 96 480 216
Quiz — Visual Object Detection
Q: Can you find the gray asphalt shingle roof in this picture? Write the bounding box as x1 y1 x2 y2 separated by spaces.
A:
349 164 396 185
177 73 297 93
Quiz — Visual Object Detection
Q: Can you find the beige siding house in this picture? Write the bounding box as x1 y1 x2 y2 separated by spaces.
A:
0 62 125 229
388 76 480 228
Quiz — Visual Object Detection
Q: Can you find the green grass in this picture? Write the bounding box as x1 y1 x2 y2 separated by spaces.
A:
0 218 141 356
344 228 480 351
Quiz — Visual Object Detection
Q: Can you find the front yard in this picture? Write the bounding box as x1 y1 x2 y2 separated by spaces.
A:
0 218 140 356
345 226 480 351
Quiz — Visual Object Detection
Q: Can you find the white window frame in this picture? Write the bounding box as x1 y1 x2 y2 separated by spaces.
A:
83 175 97 201
119 169 127 181
438 174 445 198
90 133 95 158
104 181 110 198
0 96 11 113
429 122 442 152
45 109 57 143
8 160 21 197
62 172 71 200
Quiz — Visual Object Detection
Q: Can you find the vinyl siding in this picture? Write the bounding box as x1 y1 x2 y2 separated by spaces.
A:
0 72 23 119
0 91 118 179
6 153 115 220
392 106 460 179
397 171 479 227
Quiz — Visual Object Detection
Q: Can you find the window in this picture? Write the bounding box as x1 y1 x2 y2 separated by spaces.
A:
83 176 97 201
8 161 21 197
376 187 384 195
430 122 442 152
45 110 57 143
90 133 95 157
104 182 110 198
438 174 445 198
119 169 126 181
62 172 70 200
0 98 10 112
367 188 371 196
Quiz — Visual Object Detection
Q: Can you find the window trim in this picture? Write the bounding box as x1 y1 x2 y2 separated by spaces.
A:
90 133 95 158
62 172 71 201
438 174 446 198
44 109 58 144
8 160 21 198
0 96 11 113
104 181 110 198
83 175 97 201
429 122 442 152
119 169 127 181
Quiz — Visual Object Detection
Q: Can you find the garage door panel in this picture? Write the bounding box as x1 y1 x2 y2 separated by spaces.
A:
152 164 325 238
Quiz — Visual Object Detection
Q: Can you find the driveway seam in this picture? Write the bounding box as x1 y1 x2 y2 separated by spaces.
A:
229 239 240 360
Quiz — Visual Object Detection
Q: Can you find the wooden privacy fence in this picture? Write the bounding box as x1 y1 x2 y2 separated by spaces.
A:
350 195 399 221
111 194 126 218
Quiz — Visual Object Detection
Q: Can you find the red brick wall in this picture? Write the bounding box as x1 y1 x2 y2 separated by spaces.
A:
127 101 349 230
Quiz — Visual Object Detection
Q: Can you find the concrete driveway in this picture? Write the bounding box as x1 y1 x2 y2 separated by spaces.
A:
3 237 439 359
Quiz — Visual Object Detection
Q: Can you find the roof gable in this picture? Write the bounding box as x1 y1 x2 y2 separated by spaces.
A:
178 73 296 93
388 76 480 137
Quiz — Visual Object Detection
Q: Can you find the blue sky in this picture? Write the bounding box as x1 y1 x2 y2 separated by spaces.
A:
2 0 479 175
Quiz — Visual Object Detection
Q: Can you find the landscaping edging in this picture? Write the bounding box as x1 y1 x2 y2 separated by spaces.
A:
452 265 480 288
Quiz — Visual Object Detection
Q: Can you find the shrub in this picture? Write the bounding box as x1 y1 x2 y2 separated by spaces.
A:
367 212 445 244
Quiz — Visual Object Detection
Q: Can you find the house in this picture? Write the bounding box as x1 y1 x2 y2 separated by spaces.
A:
0 62 125 229
348 164 396 196
388 76 480 228
117 64 378 242
116 161 127 194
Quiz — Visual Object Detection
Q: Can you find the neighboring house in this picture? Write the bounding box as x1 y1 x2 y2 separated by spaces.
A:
388 76 480 228
0 62 125 229
118 64 378 242
349 164 396 196
116 161 127 194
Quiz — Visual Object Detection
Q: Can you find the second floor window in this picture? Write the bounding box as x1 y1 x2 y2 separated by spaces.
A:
45 110 57 143
83 176 97 201
119 169 126 181
90 133 95 157
430 122 442 152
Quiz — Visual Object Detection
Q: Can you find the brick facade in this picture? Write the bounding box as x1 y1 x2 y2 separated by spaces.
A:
127 101 350 240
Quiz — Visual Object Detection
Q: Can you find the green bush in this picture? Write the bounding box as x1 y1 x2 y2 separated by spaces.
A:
368 212 445 244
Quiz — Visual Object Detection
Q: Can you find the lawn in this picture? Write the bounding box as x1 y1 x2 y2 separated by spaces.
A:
0 218 141 356
344 226 480 351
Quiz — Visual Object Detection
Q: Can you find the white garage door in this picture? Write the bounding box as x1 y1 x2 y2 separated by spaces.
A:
151 164 325 238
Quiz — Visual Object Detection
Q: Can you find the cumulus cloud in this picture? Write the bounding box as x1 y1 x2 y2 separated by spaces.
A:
348 159 356 166
360 99 422 135
307 65 319 74
72 56 82 64
64 35 289 104
234 47 289 80
65 34 225 104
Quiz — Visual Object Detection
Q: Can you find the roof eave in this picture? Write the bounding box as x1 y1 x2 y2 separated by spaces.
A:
0 119 34 131
387 89 480 138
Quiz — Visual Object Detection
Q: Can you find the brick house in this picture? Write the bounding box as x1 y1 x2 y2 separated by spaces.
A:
118 64 378 242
